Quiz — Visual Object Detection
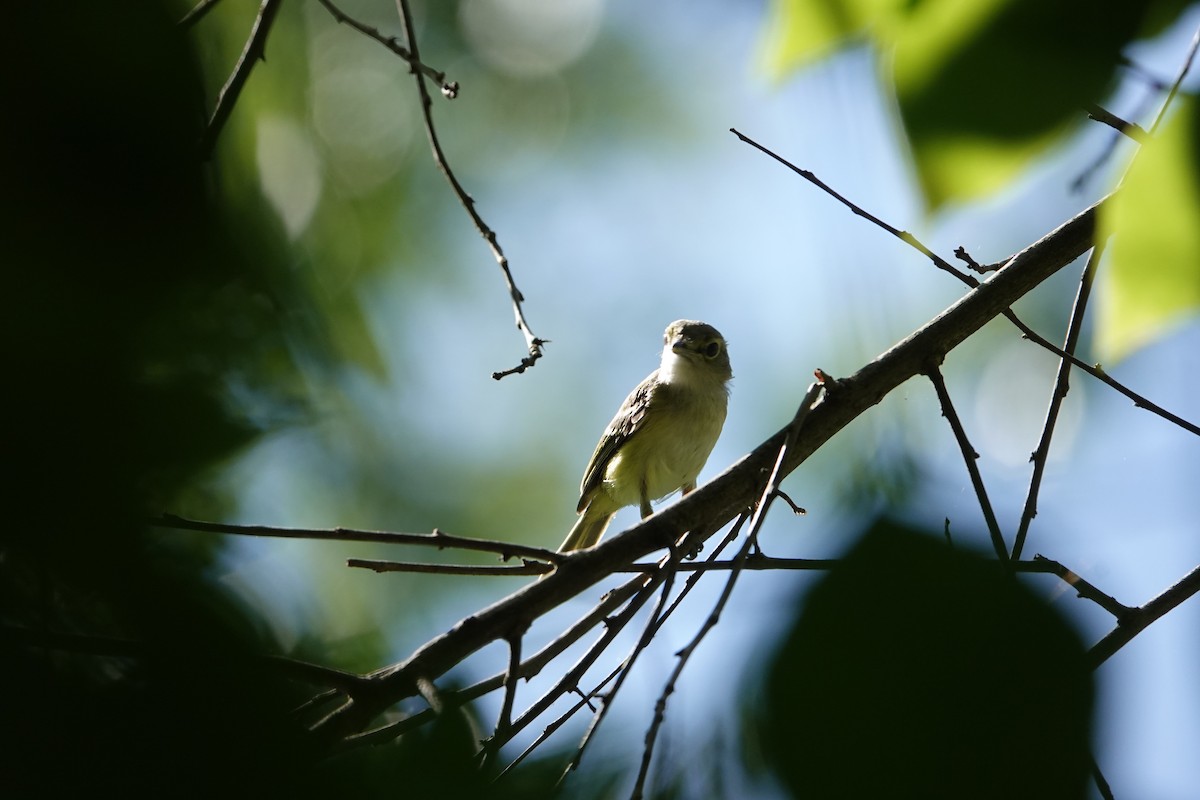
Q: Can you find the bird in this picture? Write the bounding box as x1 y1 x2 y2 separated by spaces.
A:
556 319 732 553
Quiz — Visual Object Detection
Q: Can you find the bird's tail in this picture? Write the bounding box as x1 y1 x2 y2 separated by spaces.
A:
556 504 615 553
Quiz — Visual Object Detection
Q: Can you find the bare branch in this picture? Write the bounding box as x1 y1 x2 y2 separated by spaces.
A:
152 514 562 564
1085 103 1150 142
1091 752 1116 800
1148 24 1200 136
1012 241 1106 559
348 578 645 753
560 553 682 782
730 128 973 284
925 365 1010 565
315 0 458 98
348 558 550 576
632 531 757 799
392 0 545 379
198 0 283 159
632 386 820 796
953 245 996 274
497 572 667 775
1016 323 1200 436
1021 556 1134 620
731 129 1200 438
304 197 1101 746
488 630 524 764
178 0 223 28
1087 563 1200 669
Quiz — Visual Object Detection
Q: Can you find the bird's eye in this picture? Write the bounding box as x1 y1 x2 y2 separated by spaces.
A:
704 341 721 358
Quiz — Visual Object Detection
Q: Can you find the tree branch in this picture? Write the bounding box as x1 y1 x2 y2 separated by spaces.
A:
1087 563 1200 669
178 0 223 28
1013 240 1106 559
393 0 545 380
305 197 1101 746
925 365 1010 565
315 0 457 98
152 514 561 564
1085 104 1150 143
198 0 283 159
731 129 1199 438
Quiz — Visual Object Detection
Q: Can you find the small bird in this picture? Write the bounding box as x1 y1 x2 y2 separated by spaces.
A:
557 320 732 552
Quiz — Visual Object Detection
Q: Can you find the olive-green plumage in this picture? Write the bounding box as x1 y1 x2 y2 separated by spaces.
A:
557 320 732 553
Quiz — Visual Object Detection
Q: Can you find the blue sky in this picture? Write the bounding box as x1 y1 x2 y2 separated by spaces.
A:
220 2 1200 796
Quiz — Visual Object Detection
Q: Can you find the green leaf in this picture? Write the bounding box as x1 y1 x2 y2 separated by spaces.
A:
892 0 1154 206
1098 96 1200 362
757 0 904 79
757 0 1183 207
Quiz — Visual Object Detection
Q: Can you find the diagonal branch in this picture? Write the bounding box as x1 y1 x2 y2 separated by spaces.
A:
198 0 283 159
1148 24 1200 136
305 198 1100 745
1012 241 1106 560
559 555 681 783
926 365 1009 565
1085 104 1150 142
731 129 1199 438
393 0 545 380
1087 563 1200 669
316 0 457 97
179 0 223 28
631 384 821 797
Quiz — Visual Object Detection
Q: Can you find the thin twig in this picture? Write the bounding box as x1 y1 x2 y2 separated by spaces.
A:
497 669 622 780
730 128 973 284
315 0 457 97
631 531 758 799
1091 752 1116 800
1023 556 1134 620
731 128 1200 438
199 0 283 159
650 518 747 627
348 558 550 576
500 521 743 778
393 0 544 379
745 382 824 543
1085 103 1150 143
497 573 666 776
178 0 223 28
925 365 1010 565
1012 241 1106 560
953 246 995 274
1087 563 1200 669
1148 24 1200 136
152 514 562 564
307 198 1102 745
1013 319 1200 436
560 551 682 784
484 629 524 767
632 385 821 796
348 578 645 752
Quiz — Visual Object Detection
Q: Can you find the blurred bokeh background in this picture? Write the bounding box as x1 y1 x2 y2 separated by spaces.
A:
5 1 1198 797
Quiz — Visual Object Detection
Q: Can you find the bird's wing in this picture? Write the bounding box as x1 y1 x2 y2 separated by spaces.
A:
577 369 660 512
